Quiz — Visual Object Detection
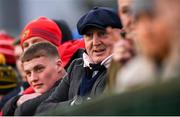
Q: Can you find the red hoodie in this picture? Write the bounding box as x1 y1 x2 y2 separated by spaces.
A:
59 39 85 67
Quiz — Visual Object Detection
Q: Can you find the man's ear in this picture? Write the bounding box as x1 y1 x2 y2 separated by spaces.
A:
56 58 63 72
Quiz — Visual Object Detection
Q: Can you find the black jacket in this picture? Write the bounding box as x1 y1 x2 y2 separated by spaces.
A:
2 80 61 116
36 58 107 115
42 78 180 116
0 81 29 110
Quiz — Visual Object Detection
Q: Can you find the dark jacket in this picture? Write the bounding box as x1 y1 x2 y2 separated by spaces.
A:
41 78 180 116
0 81 29 110
36 58 107 115
2 80 61 116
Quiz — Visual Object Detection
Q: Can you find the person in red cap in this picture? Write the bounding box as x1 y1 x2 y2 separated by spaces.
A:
20 16 85 68
20 16 85 95
20 17 62 51
0 31 16 65
0 31 20 111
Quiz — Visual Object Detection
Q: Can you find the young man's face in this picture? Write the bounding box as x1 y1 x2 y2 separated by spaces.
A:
23 56 61 94
22 37 49 51
84 28 117 64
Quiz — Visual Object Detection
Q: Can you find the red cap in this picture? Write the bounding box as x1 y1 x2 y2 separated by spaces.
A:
0 31 15 65
20 17 62 48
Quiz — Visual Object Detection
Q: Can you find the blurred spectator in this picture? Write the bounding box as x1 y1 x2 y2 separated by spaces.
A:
0 31 16 66
0 63 17 95
0 54 17 109
106 0 135 93
13 39 26 82
0 31 19 110
154 0 180 80
53 19 73 43
1 39 29 112
115 0 163 93
115 0 180 93
0 54 6 64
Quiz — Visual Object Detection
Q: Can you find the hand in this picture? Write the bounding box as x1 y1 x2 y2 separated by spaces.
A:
106 27 135 64
106 27 122 43
17 93 41 106
113 39 135 64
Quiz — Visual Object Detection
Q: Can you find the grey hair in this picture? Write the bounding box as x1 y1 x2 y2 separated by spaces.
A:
131 0 155 20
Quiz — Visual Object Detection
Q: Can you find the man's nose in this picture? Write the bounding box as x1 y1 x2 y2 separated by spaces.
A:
30 72 38 82
125 17 133 33
92 34 101 46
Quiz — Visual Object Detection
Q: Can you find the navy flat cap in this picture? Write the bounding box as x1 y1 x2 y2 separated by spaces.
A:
77 7 123 35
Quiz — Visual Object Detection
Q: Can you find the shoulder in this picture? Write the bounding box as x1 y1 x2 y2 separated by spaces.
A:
2 95 21 116
67 58 84 73
71 58 84 65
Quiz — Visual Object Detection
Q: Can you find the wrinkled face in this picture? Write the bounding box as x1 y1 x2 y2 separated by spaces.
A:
84 28 116 64
23 37 49 51
133 12 171 60
23 56 61 94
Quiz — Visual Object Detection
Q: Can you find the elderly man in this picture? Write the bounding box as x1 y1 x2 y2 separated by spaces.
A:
36 7 122 114
2 42 66 116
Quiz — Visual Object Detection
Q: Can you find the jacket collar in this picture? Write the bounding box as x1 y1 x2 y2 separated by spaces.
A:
82 52 112 69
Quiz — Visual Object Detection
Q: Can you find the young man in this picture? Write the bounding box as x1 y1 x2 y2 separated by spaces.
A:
36 7 122 114
2 42 66 116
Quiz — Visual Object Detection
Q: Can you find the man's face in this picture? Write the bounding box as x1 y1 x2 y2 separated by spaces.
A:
23 56 61 93
157 0 180 38
84 28 116 64
23 37 49 51
118 0 133 32
118 0 136 42
133 8 171 60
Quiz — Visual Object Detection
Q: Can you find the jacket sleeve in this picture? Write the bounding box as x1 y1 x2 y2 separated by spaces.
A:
14 87 55 116
35 59 77 115
2 95 21 116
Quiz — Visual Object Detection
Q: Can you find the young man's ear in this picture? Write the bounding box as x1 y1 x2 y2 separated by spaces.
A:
56 58 63 71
